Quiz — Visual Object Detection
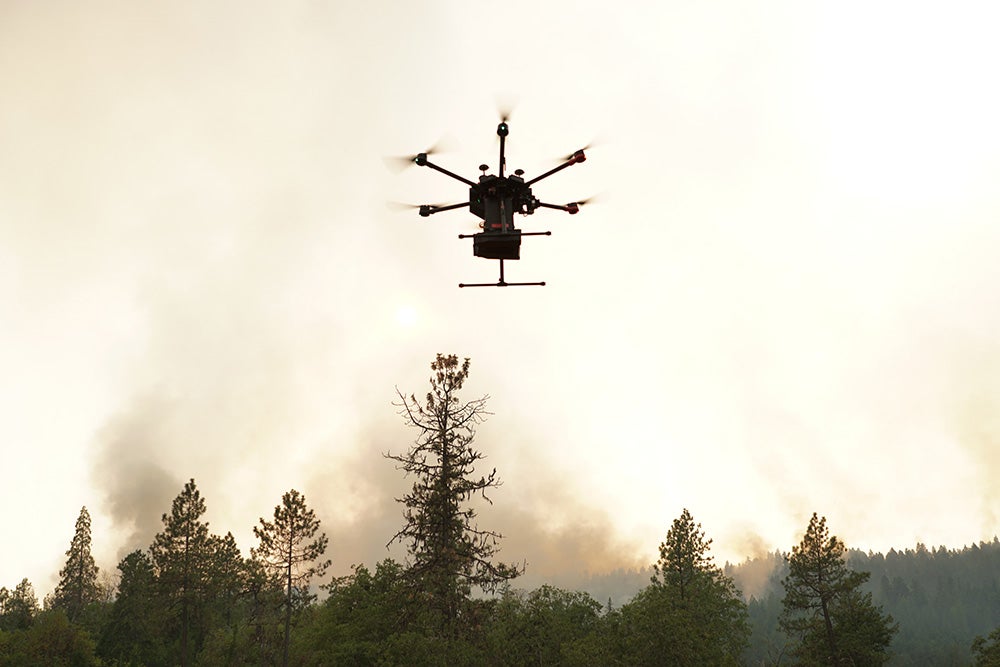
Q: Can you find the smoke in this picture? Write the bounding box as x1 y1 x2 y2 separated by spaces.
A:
489 474 648 587
950 341 1000 537
722 531 783 601
8 0 1000 595
304 419 647 586
91 397 183 556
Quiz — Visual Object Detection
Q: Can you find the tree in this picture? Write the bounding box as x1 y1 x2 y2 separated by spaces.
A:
385 354 520 635
97 550 167 667
150 478 212 666
253 489 330 667
973 626 1000 666
781 513 897 665
0 609 100 666
299 559 410 665
0 579 38 631
200 531 249 662
617 509 749 665
50 506 101 623
484 585 606 666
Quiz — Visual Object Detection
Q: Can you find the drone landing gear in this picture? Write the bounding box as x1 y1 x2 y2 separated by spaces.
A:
457 231 550 288
459 259 547 288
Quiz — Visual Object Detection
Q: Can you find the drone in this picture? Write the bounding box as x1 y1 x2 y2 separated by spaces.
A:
398 119 591 287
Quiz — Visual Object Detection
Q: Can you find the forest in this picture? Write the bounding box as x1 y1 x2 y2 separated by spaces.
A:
3 355 1000 666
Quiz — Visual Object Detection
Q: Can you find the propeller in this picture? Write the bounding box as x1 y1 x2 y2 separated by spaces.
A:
495 95 519 141
558 140 604 164
565 195 601 215
382 140 448 173
496 94 517 123
387 201 455 217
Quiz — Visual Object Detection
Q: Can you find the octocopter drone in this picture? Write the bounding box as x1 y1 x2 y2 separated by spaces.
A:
395 115 591 287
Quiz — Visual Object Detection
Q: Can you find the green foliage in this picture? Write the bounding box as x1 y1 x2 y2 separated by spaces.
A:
297 559 411 665
483 585 606 665
973 626 1000 667
242 557 287 665
149 478 215 666
743 540 1000 664
613 509 749 665
50 507 101 624
781 513 897 665
253 488 330 667
0 609 99 666
386 354 520 635
200 531 249 660
97 549 168 666
301 564 612 666
0 579 38 632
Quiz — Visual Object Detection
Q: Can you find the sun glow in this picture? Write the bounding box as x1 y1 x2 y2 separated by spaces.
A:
394 305 418 329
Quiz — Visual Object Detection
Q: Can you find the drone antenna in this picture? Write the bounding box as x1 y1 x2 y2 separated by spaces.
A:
497 121 509 178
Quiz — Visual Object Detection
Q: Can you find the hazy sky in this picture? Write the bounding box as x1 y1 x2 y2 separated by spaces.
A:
3 1 1000 595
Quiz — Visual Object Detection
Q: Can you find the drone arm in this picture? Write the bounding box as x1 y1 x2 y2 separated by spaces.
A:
524 150 586 186
536 201 581 215
421 159 478 188
431 202 469 213
421 201 470 216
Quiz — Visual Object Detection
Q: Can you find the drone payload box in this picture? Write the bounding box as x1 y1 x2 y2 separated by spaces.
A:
472 229 521 260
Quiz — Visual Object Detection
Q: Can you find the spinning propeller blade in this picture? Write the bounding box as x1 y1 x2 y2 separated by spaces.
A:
564 195 602 215
564 143 594 161
385 201 449 211
382 140 448 172
496 94 518 123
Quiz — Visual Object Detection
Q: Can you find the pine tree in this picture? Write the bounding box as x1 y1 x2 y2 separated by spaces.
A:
618 509 749 664
386 354 520 634
51 506 101 622
97 550 166 666
656 509 749 657
781 513 897 665
150 478 212 666
0 579 39 631
653 508 722 599
253 489 330 667
204 531 247 644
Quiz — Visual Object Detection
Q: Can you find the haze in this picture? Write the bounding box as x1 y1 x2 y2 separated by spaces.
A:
2 1 999 595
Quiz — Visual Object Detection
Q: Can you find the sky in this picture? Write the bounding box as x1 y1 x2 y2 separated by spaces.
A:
3 1 1000 596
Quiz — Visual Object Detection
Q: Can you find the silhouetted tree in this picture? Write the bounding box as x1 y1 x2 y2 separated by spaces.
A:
253 489 330 667
617 509 749 665
98 549 167 666
150 478 212 666
203 531 248 657
50 506 101 622
0 579 38 631
385 354 520 635
781 513 896 665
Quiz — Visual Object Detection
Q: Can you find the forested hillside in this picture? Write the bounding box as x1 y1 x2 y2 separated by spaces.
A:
737 540 1000 665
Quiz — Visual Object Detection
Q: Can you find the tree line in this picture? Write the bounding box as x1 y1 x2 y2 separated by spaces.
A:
1 354 998 665
742 539 1000 665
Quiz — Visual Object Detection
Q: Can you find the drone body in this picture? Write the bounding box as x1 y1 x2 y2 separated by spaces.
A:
406 121 588 287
